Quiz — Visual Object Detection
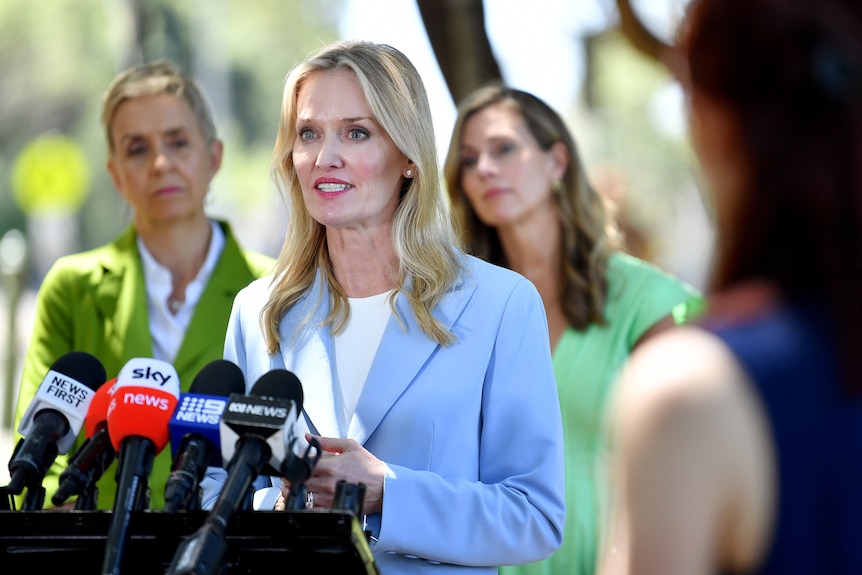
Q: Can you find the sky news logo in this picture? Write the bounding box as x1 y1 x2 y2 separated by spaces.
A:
122 391 172 411
130 365 174 386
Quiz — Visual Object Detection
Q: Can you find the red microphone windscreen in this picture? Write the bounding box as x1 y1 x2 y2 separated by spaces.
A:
106 358 180 453
84 377 116 438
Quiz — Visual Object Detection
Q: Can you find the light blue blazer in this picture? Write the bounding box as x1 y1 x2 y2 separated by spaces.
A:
207 254 566 573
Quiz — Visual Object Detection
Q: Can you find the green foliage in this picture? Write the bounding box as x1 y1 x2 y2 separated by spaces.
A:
578 30 696 261
0 0 342 256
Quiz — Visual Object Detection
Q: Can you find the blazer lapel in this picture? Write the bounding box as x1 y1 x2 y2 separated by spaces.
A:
94 226 152 369
277 265 476 445
278 275 341 438
348 272 476 444
174 227 260 389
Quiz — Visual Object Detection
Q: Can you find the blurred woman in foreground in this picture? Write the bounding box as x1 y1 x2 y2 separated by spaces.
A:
599 1 862 573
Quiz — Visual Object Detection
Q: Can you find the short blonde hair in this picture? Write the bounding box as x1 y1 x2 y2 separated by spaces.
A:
101 59 217 151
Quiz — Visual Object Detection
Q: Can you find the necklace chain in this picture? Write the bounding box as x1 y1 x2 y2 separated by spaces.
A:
167 296 183 315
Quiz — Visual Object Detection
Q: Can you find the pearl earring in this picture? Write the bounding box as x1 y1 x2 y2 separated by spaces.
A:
406 169 413 177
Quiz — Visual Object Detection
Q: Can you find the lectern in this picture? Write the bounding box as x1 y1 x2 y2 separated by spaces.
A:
0 508 379 574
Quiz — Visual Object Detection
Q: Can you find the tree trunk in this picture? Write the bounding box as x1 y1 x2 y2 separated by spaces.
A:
415 0 502 105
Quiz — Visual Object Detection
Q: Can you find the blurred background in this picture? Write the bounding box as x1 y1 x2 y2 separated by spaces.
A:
0 0 711 481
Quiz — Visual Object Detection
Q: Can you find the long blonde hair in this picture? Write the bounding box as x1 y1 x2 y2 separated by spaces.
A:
262 40 464 354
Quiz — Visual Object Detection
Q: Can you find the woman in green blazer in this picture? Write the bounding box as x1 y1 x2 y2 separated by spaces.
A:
11 59 274 510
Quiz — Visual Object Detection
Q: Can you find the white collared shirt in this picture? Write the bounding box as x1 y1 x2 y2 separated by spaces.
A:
138 219 225 363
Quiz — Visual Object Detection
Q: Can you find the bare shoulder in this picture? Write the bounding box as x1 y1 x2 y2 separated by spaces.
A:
612 325 746 429
606 325 775 574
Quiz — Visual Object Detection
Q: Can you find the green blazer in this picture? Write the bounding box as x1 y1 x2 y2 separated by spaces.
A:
12 220 275 510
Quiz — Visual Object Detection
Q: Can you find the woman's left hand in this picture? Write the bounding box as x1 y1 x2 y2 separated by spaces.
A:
282 433 386 514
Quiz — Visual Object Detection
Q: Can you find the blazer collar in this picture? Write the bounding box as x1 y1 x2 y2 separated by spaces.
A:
173 222 261 376
93 225 152 361
279 265 476 445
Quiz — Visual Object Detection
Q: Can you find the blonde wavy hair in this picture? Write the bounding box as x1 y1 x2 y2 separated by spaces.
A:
262 40 464 354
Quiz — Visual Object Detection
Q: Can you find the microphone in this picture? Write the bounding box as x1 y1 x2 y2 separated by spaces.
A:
164 359 245 513
166 369 304 575
52 378 118 509
218 369 304 477
102 357 180 575
7 351 107 507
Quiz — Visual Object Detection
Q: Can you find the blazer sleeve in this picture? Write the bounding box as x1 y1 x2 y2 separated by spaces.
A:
11 256 96 507
371 276 567 566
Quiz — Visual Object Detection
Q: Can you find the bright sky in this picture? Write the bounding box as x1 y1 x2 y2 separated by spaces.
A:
337 0 690 145
338 0 613 161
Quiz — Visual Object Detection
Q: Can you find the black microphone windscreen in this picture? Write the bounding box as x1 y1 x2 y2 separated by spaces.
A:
189 359 246 397
52 351 108 392
249 369 303 412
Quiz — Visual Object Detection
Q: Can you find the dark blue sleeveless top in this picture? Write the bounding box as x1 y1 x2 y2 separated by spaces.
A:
706 305 862 575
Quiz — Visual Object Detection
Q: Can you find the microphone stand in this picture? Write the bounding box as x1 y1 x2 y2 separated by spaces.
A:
283 437 322 510
7 435 55 508
54 428 115 509
164 436 212 513
74 480 98 510
22 485 45 510
101 436 155 575
166 438 270 575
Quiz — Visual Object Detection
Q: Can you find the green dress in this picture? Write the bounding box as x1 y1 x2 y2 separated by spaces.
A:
501 252 701 575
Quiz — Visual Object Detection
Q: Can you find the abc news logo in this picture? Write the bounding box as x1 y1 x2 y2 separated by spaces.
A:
175 396 227 425
227 401 289 420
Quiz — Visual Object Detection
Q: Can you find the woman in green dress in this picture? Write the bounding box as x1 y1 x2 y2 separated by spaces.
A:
444 85 701 575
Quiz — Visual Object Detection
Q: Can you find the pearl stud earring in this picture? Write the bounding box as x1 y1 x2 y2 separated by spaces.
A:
406 169 413 177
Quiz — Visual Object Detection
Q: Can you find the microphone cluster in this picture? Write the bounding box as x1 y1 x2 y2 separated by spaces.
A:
165 368 320 575
4 352 347 574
